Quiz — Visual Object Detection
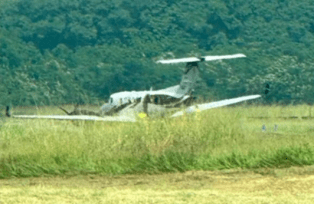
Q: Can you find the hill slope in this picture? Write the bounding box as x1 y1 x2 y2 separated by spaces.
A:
0 0 313 105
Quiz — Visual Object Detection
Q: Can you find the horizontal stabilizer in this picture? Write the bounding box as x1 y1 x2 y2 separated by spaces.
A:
157 54 246 64
157 57 201 64
171 95 261 117
12 115 136 122
203 54 246 61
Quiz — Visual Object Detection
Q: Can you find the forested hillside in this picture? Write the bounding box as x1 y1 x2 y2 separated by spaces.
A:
0 0 313 106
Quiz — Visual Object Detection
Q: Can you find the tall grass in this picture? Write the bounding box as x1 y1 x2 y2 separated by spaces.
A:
0 105 314 178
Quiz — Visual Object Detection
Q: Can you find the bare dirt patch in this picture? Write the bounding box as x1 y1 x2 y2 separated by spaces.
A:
1 167 314 203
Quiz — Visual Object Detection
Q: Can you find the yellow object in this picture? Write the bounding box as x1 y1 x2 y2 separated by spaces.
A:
138 112 147 119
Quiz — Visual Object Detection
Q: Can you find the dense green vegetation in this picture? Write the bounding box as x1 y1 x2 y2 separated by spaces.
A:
0 0 313 106
1 105 314 178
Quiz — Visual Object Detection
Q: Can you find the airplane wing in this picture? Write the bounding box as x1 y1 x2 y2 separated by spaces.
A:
171 95 261 117
8 94 260 122
11 115 136 122
156 54 246 64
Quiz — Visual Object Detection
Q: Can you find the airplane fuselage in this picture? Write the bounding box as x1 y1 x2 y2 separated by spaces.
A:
7 53 261 121
100 53 247 116
100 85 187 113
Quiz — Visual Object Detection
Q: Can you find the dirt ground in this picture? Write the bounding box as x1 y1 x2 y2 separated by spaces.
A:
1 167 314 204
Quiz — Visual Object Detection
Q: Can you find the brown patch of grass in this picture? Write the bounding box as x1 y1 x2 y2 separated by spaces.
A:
1 168 314 203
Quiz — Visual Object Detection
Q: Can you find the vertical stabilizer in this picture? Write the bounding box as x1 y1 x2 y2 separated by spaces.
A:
179 62 200 94
156 54 246 97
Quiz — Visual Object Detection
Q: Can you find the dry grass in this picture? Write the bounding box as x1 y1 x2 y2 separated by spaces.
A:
1 167 314 203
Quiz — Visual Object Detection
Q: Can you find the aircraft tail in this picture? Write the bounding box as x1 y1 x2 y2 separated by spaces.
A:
157 54 246 96
179 62 200 95
157 62 200 97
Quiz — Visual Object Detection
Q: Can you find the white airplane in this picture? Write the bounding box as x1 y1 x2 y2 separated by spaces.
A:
6 54 261 122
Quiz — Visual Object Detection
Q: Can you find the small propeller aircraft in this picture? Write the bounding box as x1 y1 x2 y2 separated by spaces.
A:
6 54 261 122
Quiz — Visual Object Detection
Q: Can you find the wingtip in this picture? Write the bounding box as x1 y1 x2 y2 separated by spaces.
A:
237 53 246 57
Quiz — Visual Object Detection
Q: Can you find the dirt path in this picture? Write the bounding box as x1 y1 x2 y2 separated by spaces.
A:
1 167 314 203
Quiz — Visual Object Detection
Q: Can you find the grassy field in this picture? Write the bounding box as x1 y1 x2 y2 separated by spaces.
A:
0 104 314 178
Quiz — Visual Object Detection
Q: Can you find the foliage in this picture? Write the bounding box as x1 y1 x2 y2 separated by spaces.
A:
0 0 313 105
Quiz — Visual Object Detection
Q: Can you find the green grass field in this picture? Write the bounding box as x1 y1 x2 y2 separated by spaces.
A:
0 104 314 178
